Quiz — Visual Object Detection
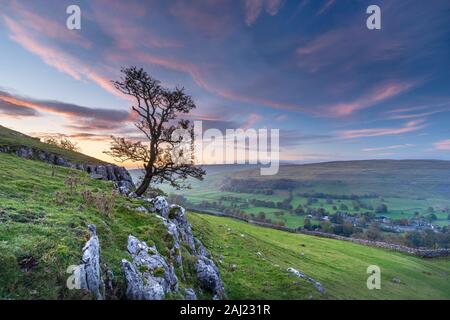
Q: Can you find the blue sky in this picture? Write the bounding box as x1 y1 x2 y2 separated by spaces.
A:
0 0 450 164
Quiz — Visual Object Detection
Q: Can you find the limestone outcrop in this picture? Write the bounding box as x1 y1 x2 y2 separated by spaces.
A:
0 145 134 193
145 196 226 300
64 197 224 300
76 225 105 300
121 235 178 300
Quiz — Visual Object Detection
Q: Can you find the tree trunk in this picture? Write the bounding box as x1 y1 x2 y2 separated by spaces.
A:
135 171 152 196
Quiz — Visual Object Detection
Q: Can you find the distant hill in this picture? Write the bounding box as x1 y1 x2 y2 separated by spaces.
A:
0 125 106 165
220 160 450 199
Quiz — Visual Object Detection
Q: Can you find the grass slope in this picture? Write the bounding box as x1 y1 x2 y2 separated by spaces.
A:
0 153 205 299
0 125 106 164
189 213 450 299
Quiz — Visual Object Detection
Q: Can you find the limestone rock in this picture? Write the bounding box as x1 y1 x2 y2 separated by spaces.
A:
185 288 197 300
121 235 178 300
135 206 149 214
196 257 225 299
121 259 165 300
287 267 325 294
149 196 226 300
77 224 105 300
152 196 170 218
16 147 33 159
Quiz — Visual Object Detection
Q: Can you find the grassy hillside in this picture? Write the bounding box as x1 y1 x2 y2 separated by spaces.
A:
189 213 450 299
0 125 106 164
0 152 204 299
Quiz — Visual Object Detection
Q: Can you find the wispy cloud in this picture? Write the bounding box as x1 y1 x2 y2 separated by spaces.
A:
324 81 417 117
317 0 335 15
385 101 450 120
337 119 427 139
362 144 415 152
1 14 120 98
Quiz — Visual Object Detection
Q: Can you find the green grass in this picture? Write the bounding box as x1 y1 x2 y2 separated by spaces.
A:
0 125 106 164
189 212 450 299
0 153 204 299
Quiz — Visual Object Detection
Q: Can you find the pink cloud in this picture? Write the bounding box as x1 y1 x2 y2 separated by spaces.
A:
170 0 237 38
2 15 122 98
434 140 450 151
9 1 92 49
3 15 83 80
296 25 406 74
244 0 285 25
110 51 310 113
90 3 182 50
325 81 417 117
241 113 263 129
337 119 427 139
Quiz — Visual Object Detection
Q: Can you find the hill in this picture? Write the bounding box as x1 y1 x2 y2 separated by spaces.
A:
227 160 450 198
0 125 106 165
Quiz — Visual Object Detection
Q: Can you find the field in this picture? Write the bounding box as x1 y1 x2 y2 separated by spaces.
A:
189 213 450 299
189 212 450 299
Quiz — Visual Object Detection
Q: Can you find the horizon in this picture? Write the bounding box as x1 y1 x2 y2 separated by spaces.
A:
1 0 450 167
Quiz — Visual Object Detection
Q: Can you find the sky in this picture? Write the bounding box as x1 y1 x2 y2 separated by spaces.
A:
0 0 450 167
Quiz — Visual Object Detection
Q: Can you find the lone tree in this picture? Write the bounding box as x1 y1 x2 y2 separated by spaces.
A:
105 67 205 196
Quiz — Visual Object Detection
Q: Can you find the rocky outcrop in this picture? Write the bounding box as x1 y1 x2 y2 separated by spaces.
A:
121 235 178 300
185 288 197 300
70 197 224 300
147 196 226 300
77 225 105 300
287 267 325 295
196 257 225 299
0 145 134 194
